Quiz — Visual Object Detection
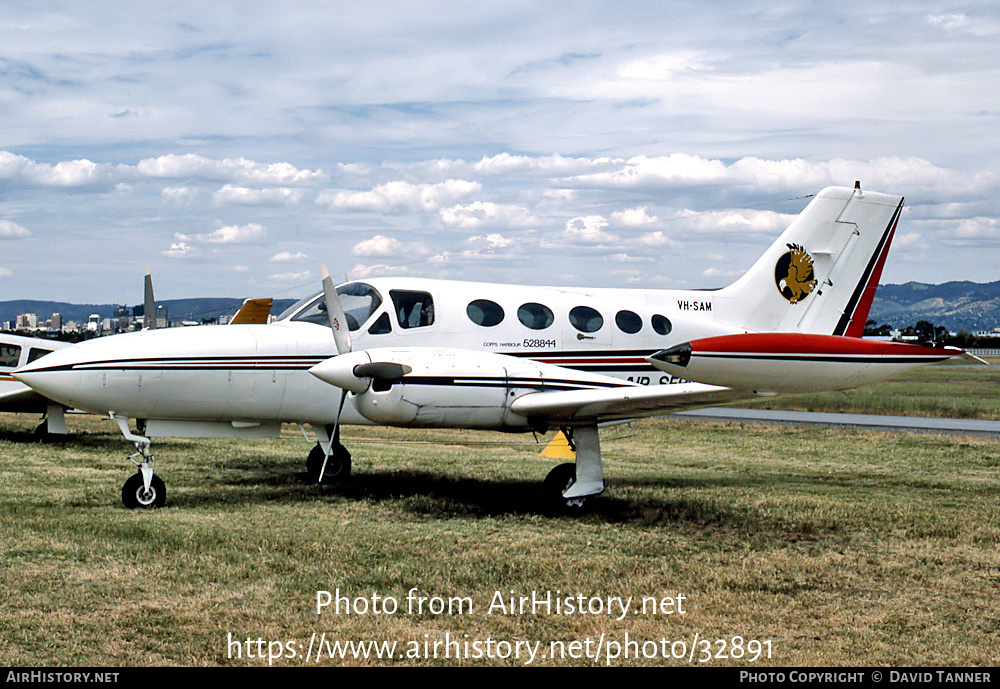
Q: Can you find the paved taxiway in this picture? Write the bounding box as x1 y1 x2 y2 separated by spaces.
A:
673 408 1000 437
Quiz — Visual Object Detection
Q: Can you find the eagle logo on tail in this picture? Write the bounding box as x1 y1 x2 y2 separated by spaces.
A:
774 243 817 304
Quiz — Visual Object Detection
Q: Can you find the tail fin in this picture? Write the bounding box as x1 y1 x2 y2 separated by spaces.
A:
720 185 902 336
229 298 273 325
143 267 157 330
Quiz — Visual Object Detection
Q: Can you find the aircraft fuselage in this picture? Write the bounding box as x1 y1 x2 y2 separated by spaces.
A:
14 277 743 430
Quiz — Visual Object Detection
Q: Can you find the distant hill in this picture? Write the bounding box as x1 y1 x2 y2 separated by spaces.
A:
870 281 1000 333
0 298 299 327
4 281 999 333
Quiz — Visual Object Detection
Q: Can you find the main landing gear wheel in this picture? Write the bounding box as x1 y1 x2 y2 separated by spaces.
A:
307 443 352 483
542 462 589 514
122 473 166 509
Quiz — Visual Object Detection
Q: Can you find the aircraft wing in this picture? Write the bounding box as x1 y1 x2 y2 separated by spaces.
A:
509 381 747 426
0 384 51 413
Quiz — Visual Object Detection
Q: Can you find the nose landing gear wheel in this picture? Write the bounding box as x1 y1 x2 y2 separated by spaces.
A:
306 443 352 483
122 473 166 509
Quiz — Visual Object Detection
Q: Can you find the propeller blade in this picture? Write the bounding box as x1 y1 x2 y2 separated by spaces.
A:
320 264 352 355
318 391 348 484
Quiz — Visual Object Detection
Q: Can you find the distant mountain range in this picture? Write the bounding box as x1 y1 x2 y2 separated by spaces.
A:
0 298 299 328
868 281 1000 333
3 280 999 333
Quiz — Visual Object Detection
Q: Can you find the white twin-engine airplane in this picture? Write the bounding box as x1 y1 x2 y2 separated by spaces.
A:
14 185 962 510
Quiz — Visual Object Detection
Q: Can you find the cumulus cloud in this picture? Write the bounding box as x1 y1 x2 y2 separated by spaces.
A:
137 154 325 186
162 241 193 258
269 270 312 282
162 186 198 203
439 201 538 230
0 267 12 277
212 185 305 206
352 235 429 259
348 262 411 278
955 216 1000 239
0 151 115 187
318 179 481 213
562 216 619 244
562 154 991 198
610 207 659 227
175 223 266 245
352 235 403 257
637 231 679 248
269 251 309 262
0 219 31 239
466 233 516 249
0 151 327 193
689 209 795 235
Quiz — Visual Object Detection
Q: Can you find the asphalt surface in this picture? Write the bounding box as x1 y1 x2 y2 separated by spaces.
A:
673 408 1000 437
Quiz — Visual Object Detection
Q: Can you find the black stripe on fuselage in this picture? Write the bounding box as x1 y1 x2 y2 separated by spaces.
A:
23 352 661 375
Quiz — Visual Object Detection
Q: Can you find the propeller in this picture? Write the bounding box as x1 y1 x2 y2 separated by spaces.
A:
318 264 351 483
312 266 414 482
321 264 351 356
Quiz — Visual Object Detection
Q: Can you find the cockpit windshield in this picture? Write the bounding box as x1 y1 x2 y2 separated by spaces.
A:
279 283 383 330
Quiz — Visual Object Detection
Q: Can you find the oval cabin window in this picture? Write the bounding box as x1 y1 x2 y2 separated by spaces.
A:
517 303 554 330
651 314 672 335
467 299 505 327
569 306 603 333
615 310 642 334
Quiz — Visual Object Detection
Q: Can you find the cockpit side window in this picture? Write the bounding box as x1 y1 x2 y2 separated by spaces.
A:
0 344 21 369
27 347 53 364
368 312 392 335
288 283 383 330
390 290 434 329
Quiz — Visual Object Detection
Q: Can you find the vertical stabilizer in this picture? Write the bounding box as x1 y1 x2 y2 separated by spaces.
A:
719 186 903 335
144 267 157 330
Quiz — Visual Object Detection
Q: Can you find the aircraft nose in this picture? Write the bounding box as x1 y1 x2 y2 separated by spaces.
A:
12 348 83 408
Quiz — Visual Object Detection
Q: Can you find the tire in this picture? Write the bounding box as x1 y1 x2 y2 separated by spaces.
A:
306 443 352 483
122 473 166 509
542 462 588 513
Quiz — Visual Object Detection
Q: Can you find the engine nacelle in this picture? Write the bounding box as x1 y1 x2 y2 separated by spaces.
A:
309 346 633 430
310 348 535 429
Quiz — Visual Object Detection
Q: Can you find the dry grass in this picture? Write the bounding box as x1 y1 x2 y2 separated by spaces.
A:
2 405 998 666
740 358 1000 419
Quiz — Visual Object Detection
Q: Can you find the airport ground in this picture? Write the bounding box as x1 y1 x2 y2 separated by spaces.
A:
1 360 998 666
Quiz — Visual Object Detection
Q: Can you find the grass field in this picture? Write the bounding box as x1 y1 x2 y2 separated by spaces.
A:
739 358 1000 419
1 362 999 666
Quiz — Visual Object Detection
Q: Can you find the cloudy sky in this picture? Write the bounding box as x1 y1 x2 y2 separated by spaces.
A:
1 2 998 304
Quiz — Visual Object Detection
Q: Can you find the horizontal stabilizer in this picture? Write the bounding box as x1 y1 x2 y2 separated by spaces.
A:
648 333 962 394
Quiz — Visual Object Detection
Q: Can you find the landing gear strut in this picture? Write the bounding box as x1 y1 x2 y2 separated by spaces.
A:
112 413 164 509
542 425 605 513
